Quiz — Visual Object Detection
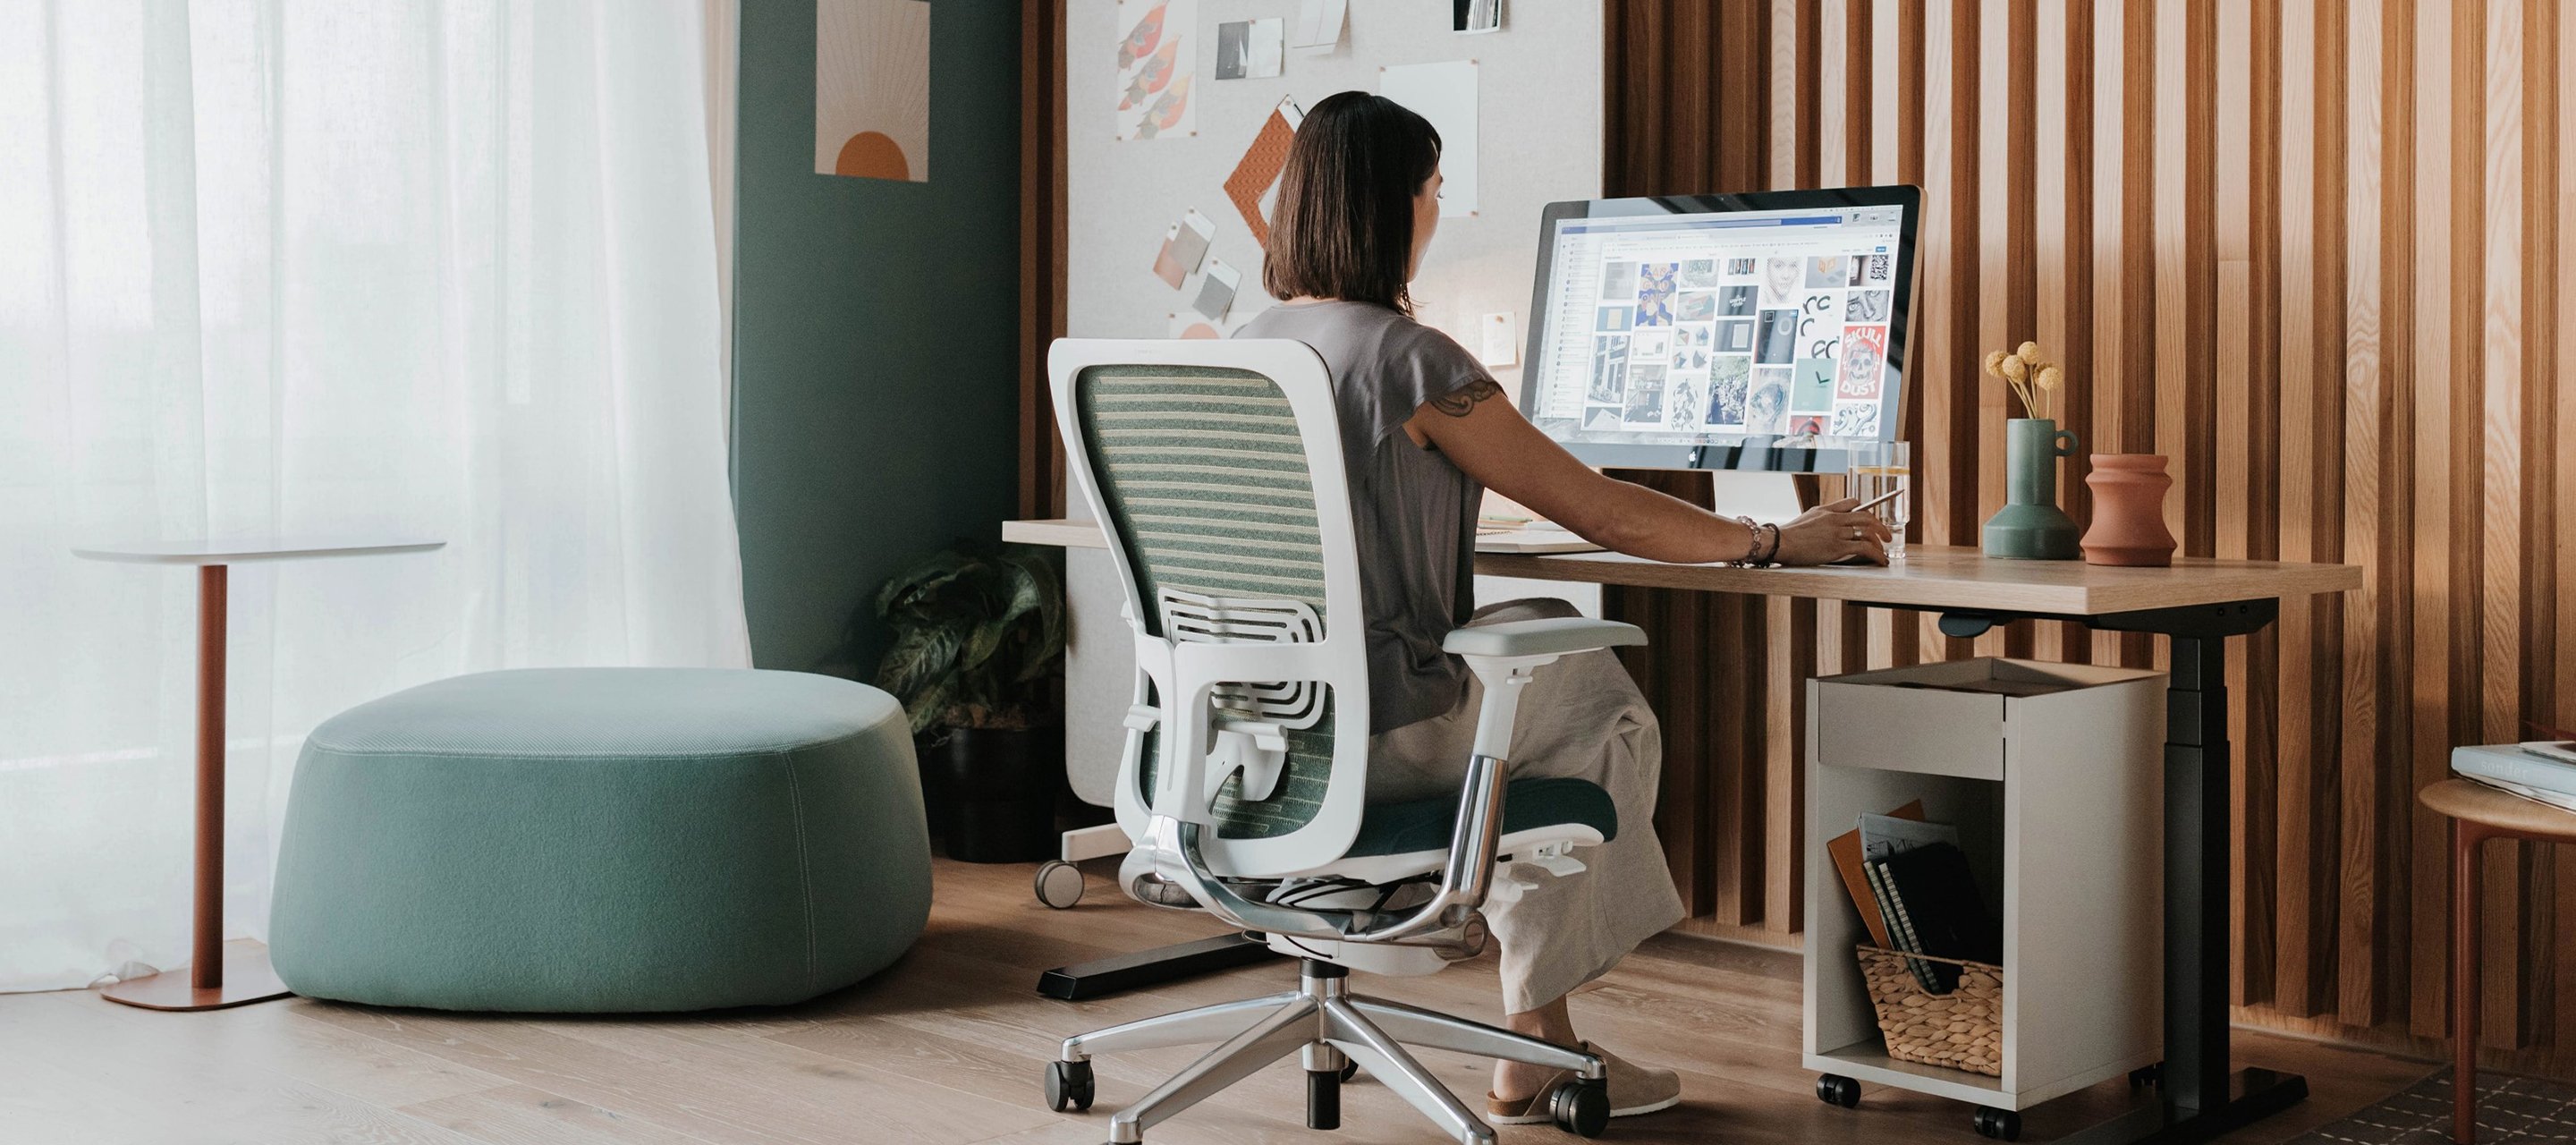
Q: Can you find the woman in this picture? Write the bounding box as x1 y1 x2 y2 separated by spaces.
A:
1234 92 1891 1123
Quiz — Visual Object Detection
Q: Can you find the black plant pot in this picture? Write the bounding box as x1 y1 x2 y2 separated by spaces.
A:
929 725 1065 863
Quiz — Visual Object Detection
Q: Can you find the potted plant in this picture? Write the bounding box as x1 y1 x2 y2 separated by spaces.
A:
871 543 1068 862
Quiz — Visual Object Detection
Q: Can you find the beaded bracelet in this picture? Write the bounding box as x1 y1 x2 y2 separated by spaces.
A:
1732 516 1781 568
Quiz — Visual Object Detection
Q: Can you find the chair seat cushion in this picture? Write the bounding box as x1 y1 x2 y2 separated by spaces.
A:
1344 777 1618 859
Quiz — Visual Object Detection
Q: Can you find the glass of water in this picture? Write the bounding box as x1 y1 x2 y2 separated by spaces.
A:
1846 439 1911 562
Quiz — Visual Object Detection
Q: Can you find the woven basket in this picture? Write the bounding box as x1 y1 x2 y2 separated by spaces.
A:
1856 945 2004 1077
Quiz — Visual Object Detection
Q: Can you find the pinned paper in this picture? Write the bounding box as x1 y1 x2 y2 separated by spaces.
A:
1224 98 1305 243
1453 0 1501 33
814 0 930 181
1169 313 1223 340
1289 0 1347 48
1249 18 1284 77
1379 61 1478 216
1151 208 1216 288
1479 312 1518 367
1115 0 1197 140
1192 259 1242 322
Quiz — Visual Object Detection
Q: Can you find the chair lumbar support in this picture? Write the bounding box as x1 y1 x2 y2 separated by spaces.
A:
1055 959 1610 1145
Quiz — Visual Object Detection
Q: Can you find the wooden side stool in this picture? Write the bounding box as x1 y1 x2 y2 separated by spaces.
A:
2419 776 2576 1144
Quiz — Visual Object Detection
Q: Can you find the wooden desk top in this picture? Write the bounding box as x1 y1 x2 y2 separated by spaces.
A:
1002 519 2361 617
72 538 447 565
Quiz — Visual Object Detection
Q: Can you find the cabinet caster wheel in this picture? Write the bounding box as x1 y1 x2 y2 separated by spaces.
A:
1044 1059 1094 1113
1816 1073 1860 1107
1549 1078 1611 1138
1035 861 1085 909
1972 1107 2021 1141
2129 1062 2164 1089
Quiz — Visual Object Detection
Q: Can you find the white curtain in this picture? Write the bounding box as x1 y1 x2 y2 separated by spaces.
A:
0 1 752 992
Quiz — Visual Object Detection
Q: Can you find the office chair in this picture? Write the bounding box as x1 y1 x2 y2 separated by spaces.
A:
1043 338 1648 1145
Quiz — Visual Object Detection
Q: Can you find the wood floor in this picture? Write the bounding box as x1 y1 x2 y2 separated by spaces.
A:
0 856 2440 1145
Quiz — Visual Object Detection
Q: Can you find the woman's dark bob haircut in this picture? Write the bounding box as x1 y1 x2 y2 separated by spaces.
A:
1260 91 1442 314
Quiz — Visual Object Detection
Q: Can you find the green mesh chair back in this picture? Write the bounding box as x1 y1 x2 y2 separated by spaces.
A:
1052 340 1373 876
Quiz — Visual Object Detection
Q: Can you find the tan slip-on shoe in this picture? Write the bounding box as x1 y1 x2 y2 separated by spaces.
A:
1486 1040 1682 1124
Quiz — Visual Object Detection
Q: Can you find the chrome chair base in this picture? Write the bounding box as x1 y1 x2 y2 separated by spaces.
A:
1055 960 1606 1145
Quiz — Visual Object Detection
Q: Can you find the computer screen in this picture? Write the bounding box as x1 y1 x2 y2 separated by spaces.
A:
1517 187 1921 472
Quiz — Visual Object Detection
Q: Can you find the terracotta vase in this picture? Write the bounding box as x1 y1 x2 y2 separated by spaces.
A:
2080 454 2178 566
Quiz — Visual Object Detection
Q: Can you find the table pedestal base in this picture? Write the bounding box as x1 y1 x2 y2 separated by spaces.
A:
2055 1068 2309 1145
101 943 292 1012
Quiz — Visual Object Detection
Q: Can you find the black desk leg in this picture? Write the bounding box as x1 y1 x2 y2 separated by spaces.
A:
1932 600 2305 1143
2058 601 2307 1145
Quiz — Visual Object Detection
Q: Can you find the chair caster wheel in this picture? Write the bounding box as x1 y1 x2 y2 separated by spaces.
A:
2129 1062 2164 1089
1817 1073 1860 1107
1045 1059 1094 1113
1550 1078 1610 1138
1972 1107 2021 1141
1339 1060 1359 1083
1036 861 1085 909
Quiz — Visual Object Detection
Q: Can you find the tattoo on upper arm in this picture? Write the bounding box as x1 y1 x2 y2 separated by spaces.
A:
1428 378 1506 418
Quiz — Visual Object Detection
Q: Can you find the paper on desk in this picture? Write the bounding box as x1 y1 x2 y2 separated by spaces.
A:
1379 61 1477 216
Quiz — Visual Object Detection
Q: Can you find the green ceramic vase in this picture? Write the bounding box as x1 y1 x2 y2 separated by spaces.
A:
1982 418 2082 560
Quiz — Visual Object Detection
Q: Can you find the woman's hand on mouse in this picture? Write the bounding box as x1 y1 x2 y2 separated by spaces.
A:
1773 497 1894 565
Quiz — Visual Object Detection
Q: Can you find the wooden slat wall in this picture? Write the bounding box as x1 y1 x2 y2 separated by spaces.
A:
1604 0 2574 1078
1017 0 1070 520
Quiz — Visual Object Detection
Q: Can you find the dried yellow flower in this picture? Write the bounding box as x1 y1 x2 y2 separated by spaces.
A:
2017 341 2042 362
2037 365 2063 391
1984 350 2008 378
2001 354 2029 382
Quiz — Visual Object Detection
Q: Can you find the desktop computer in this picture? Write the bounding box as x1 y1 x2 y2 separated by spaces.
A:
1516 187 1922 495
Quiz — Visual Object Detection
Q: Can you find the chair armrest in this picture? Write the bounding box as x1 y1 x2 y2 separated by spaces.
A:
1441 618 1647 659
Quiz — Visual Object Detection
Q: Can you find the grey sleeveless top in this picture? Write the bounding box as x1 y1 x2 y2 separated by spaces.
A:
1233 301 1491 734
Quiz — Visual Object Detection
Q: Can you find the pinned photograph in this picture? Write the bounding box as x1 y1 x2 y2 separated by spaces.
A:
1215 21 1250 80
1453 0 1502 33
1192 258 1242 321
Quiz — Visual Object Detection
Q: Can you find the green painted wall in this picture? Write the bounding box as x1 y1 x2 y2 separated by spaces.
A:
732 1 1021 677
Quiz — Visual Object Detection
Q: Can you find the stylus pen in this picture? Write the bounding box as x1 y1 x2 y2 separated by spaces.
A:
1851 486 1904 514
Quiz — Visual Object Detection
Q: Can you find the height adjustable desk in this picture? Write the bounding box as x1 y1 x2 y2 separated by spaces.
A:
1007 518 2361 1145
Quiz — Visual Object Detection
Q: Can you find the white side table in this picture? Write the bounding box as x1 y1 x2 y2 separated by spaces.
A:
72 538 444 1011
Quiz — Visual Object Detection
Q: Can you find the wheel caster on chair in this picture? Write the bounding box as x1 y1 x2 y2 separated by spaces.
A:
1338 1060 1359 1083
1044 1059 1094 1113
1971 1107 2021 1141
1035 861 1085 909
1550 1078 1611 1138
1816 1073 1860 1107
2128 1062 2163 1089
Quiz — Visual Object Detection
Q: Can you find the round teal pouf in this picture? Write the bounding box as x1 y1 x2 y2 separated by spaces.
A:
269 668 929 1013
